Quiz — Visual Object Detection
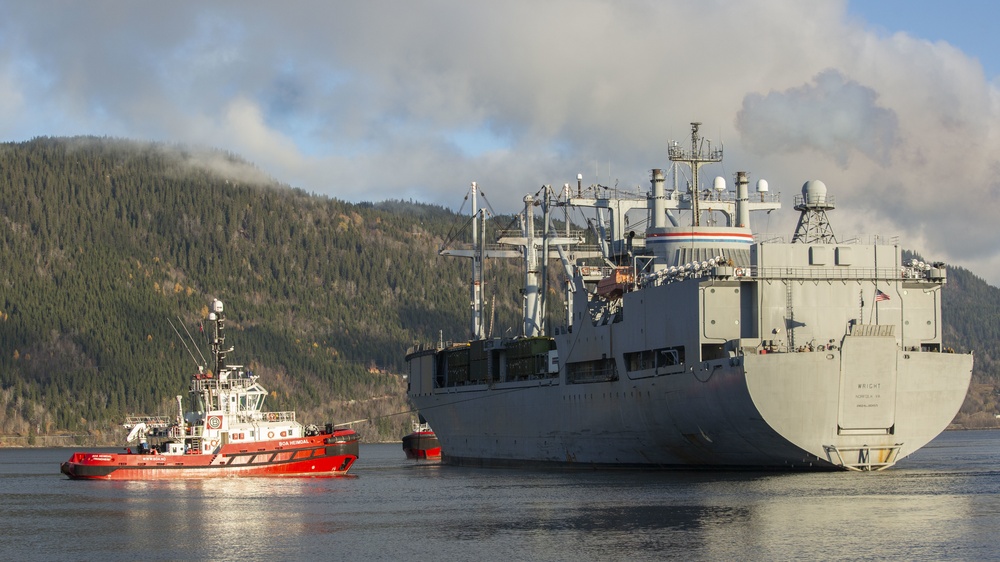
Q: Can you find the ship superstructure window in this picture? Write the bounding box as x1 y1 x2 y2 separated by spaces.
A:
239 384 266 411
625 346 685 374
567 358 618 384
506 337 557 381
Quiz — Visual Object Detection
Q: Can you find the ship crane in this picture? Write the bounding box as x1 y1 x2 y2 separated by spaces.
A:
125 422 147 443
439 182 521 340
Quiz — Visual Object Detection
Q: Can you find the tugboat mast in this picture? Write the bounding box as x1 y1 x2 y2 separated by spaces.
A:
209 299 233 378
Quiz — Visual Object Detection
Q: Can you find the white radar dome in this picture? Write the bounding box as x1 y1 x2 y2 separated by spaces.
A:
756 179 768 192
802 180 828 202
713 176 726 191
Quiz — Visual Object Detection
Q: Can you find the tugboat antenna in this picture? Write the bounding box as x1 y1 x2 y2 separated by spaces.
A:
180 315 209 366
168 317 205 371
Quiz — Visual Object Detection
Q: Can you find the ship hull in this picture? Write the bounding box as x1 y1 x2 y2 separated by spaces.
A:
409 350 971 470
402 431 442 460
61 434 359 480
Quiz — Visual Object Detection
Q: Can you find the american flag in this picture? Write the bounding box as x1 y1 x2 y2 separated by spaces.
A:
875 289 890 302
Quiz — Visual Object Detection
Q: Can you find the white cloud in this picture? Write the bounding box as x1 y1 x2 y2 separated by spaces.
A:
1 0 1000 283
219 97 303 170
0 61 27 126
737 69 899 167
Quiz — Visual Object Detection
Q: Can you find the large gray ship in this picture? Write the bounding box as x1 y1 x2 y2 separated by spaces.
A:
406 123 972 471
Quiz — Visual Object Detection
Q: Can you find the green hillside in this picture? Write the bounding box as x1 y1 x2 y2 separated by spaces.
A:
937 258 1000 428
0 137 522 445
0 137 996 445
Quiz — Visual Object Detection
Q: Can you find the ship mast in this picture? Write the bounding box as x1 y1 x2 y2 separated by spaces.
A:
442 183 588 340
668 122 723 226
471 183 483 340
208 299 232 379
440 183 520 341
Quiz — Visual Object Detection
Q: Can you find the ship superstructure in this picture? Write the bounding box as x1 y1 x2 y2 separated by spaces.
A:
406 122 972 471
62 299 359 479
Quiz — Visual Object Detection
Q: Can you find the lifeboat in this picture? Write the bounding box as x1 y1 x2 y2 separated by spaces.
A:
595 267 634 300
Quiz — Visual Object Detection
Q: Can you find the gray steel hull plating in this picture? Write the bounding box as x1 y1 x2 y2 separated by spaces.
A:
409 345 971 470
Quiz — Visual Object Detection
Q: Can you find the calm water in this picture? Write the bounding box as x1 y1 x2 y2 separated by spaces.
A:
2 430 999 561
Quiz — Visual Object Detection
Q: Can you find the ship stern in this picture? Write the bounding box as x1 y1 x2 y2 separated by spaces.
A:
744 336 972 470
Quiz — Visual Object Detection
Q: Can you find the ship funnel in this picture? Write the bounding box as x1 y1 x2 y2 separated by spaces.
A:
736 171 750 228
651 168 666 229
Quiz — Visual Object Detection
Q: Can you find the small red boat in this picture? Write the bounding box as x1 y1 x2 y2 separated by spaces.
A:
402 416 441 461
61 299 359 480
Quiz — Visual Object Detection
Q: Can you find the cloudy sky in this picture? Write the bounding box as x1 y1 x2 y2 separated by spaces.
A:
3 1 1000 284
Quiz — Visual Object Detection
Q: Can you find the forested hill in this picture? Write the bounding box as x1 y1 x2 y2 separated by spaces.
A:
938 259 1000 427
0 137 997 445
0 136 524 444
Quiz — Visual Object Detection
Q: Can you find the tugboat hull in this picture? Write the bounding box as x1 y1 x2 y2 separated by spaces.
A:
61 434 359 480
402 431 441 461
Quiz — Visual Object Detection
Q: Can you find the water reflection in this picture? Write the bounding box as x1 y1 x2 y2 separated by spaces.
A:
111 478 354 558
698 473 980 560
2 436 1000 561
404 469 989 560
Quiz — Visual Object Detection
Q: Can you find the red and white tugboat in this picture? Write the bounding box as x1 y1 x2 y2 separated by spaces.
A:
402 415 441 461
61 299 360 480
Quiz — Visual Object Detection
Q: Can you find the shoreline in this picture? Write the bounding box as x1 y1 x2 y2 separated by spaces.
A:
3 427 998 449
